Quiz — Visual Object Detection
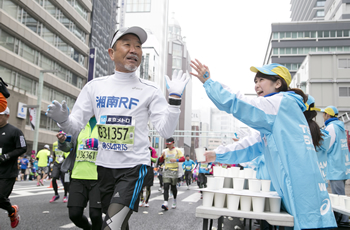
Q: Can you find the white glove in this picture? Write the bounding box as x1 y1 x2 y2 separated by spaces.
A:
46 100 69 124
165 70 190 97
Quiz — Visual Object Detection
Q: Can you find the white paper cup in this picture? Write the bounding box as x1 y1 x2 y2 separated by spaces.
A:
240 196 251 211
249 179 261 192
252 197 265 213
222 168 230 177
261 180 271 192
227 195 240 211
195 148 206 162
214 193 226 208
339 195 347 208
269 197 281 213
213 166 222 177
233 178 244 191
252 171 257 179
333 194 340 206
345 197 350 210
224 177 233 188
244 168 254 179
239 170 245 178
207 177 217 190
231 167 240 177
203 192 214 207
216 177 224 190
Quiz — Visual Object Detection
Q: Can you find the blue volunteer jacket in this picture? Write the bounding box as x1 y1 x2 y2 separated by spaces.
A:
204 79 336 230
325 119 350 180
316 129 331 182
182 159 195 171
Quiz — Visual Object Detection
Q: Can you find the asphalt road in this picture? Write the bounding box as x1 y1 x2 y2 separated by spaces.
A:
0 178 245 230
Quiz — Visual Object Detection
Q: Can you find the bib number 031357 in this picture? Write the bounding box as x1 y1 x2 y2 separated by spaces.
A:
97 124 134 144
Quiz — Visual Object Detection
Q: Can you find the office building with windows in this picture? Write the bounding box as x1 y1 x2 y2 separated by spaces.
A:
0 0 117 152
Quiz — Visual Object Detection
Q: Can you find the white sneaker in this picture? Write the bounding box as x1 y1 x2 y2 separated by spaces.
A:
158 187 162 191
162 189 164 194
187 186 190 190
172 200 177 209
144 202 149 207
139 201 144 207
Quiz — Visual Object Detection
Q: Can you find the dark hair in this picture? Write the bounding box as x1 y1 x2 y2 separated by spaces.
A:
303 110 324 149
254 72 307 103
186 155 189 157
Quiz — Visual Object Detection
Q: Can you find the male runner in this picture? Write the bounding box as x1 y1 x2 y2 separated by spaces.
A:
49 139 70 203
0 107 27 228
182 155 195 189
46 26 189 229
158 137 185 210
36 145 50 186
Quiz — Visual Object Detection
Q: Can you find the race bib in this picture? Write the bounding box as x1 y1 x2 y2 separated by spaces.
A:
186 166 191 170
55 149 64 158
200 163 208 168
98 115 135 152
76 144 98 163
165 154 175 164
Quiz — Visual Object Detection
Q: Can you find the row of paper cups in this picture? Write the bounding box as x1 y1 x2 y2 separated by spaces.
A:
203 192 281 213
213 167 257 179
208 176 271 192
329 194 350 209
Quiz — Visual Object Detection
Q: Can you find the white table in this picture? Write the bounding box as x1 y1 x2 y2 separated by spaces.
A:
332 205 350 216
196 188 293 230
196 205 294 230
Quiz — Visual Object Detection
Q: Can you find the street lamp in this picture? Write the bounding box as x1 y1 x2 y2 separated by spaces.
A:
32 70 60 153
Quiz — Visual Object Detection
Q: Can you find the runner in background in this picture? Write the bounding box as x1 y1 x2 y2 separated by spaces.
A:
182 155 195 190
158 137 185 210
49 138 70 203
0 107 27 228
36 145 50 186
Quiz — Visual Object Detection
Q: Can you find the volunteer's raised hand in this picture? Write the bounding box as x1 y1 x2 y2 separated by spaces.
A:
190 59 210 84
165 69 190 98
46 100 69 124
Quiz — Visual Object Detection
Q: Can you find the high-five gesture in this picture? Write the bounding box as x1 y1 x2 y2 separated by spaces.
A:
190 59 210 84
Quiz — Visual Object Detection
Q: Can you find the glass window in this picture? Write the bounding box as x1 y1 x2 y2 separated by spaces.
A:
40 54 53 70
286 48 291 54
2 0 19 19
344 30 349 37
311 31 317 38
317 47 323 52
273 33 279 39
0 65 13 85
317 31 323 38
172 57 182 69
292 48 298 54
280 48 285 54
280 32 285 39
316 10 324 17
338 59 348 68
18 75 33 94
330 47 336 51
316 0 326 7
310 47 316 52
298 32 304 38
42 27 55 45
337 47 343 52
330 31 336 37
126 0 151 12
53 90 65 103
324 31 329 37
336 30 342 37
344 47 350 52
20 42 37 64
273 48 279 55
22 11 39 34
292 64 298 70
298 47 304 54
304 31 310 38
285 63 291 70
42 85 51 101
304 47 310 54
172 43 182 57
324 47 329 52
0 29 15 52
292 32 297 38
339 87 350 97
285 32 291 38
40 112 48 129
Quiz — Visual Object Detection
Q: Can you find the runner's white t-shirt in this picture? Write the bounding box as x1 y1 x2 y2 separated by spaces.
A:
59 71 180 168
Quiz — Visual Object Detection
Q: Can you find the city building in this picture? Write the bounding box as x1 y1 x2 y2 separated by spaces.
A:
291 52 350 128
0 0 117 152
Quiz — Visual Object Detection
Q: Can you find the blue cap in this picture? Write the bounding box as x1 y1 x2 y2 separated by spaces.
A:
321 106 338 117
250 63 292 86
305 95 320 111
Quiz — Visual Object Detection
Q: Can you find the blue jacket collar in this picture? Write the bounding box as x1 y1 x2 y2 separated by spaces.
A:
325 117 339 126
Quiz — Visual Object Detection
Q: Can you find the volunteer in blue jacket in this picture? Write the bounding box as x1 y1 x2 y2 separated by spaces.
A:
323 105 350 224
182 155 195 190
190 59 336 230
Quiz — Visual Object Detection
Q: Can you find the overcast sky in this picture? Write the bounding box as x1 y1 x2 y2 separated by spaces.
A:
169 0 292 109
